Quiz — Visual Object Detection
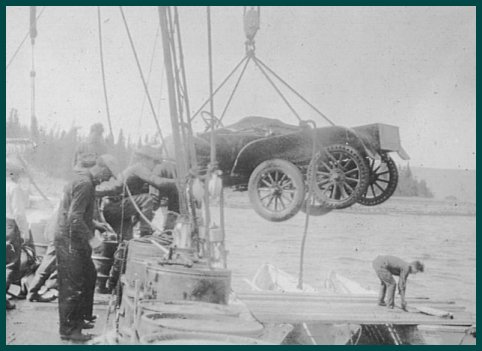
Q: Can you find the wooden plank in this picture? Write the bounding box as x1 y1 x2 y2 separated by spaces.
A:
240 298 474 326
237 292 455 304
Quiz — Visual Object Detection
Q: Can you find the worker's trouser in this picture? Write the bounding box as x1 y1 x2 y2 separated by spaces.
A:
29 242 57 295
374 266 396 308
103 194 153 240
55 242 96 335
6 219 22 291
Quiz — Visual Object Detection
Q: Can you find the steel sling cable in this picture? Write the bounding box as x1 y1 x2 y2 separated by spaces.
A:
252 56 302 122
97 7 114 139
190 55 249 121
218 55 252 124
119 6 168 156
254 56 336 126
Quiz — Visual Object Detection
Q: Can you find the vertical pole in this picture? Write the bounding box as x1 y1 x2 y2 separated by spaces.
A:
29 6 38 141
158 6 188 216
206 6 216 165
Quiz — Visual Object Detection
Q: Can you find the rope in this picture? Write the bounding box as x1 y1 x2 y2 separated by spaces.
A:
6 7 46 70
297 120 318 289
190 55 249 121
119 6 168 156
254 56 336 126
97 7 114 139
218 55 252 124
253 57 302 122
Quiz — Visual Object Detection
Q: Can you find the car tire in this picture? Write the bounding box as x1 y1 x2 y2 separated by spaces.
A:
308 144 369 209
358 154 398 206
248 159 305 222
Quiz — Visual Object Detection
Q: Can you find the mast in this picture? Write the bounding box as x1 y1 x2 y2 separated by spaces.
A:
158 6 189 216
29 6 38 141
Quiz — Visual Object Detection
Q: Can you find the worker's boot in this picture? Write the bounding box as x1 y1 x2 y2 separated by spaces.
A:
60 327 92 342
6 299 16 310
28 292 56 303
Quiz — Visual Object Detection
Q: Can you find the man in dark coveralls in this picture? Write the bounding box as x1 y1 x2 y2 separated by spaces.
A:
54 154 119 341
372 255 424 311
96 146 178 239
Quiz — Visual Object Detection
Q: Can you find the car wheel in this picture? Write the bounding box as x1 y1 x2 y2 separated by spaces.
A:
358 154 398 206
308 144 369 209
248 159 305 222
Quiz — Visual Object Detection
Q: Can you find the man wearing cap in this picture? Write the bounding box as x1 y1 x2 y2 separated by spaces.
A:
73 123 108 168
54 154 118 341
6 158 30 310
96 145 177 239
372 255 424 311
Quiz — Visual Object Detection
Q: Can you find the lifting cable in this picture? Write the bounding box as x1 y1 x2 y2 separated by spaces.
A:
218 55 252 123
189 55 249 121
254 57 336 126
190 7 336 127
6 6 46 70
119 6 168 156
97 7 114 139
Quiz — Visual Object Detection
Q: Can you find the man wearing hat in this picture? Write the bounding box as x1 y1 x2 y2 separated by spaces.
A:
6 158 30 310
96 145 177 239
372 255 425 311
73 123 108 168
54 154 119 341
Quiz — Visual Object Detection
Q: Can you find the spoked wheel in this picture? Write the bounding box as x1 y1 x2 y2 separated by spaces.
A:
358 154 398 206
308 144 369 209
248 159 305 222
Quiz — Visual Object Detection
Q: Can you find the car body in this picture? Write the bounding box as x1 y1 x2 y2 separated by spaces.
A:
168 116 409 221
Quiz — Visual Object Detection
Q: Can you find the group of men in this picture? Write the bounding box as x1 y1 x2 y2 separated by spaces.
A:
6 123 180 341
6 122 426 342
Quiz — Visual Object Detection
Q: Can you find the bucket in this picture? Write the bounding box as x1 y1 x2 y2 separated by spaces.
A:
124 238 168 288
140 313 264 338
140 332 270 345
143 261 231 304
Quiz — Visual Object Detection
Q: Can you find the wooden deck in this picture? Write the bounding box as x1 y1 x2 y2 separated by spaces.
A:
237 292 475 326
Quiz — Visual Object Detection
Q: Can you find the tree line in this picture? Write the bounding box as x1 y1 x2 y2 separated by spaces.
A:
394 164 434 198
6 109 142 179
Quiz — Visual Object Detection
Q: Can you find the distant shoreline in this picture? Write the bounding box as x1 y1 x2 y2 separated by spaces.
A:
221 192 476 217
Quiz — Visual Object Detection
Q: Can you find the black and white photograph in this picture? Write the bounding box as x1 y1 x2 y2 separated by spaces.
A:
5 6 475 345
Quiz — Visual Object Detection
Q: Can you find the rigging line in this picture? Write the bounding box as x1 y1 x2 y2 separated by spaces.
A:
252 57 302 122
255 56 336 126
219 55 252 124
174 6 197 167
97 7 114 139
138 25 161 133
119 6 168 156
206 6 216 165
166 8 188 149
6 6 46 70
190 55 249 122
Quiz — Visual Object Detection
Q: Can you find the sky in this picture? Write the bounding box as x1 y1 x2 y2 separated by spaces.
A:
5 6 476 170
